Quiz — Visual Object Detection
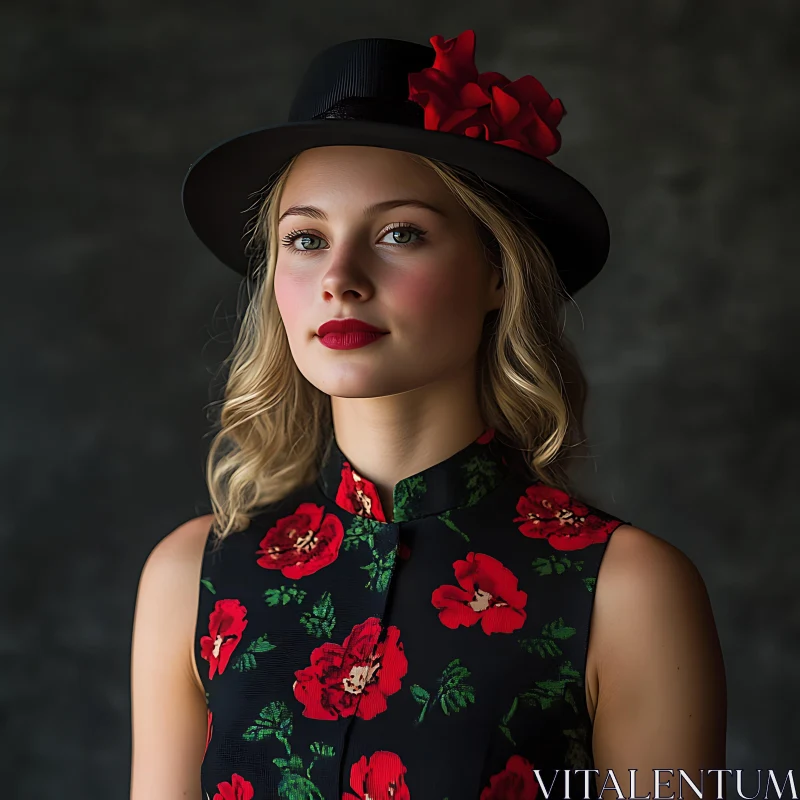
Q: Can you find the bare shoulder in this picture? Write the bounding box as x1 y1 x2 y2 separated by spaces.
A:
146 512 216 566
585 524 723 719
595 525 705 616
593 523 716 648
597 522 704 589
129 513 216 799
135 514 216 690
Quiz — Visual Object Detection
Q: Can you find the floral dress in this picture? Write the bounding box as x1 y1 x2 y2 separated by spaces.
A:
195 427 630 800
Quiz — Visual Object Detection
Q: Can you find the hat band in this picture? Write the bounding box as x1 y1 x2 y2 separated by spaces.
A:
311 96 424 128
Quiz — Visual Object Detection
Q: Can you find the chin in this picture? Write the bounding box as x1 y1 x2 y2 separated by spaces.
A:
310 375 406 399
301 363 426 399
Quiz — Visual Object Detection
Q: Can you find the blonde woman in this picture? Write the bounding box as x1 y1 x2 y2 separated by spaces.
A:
130 30 726 800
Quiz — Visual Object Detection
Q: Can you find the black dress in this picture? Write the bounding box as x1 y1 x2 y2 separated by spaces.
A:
195 427 631 800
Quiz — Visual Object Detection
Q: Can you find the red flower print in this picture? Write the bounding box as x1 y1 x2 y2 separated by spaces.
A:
343 751 411 800
337 462 387 521
481 754 539 800
407 29 565 163
514 485 616 551
431 552 527 635
199 599 248 680
256 502 344 579
203 709 213 760
293 617 408 721
213 773 254 800
476 426 496 444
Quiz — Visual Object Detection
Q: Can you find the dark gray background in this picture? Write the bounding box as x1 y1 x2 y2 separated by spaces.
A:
2 1 798 795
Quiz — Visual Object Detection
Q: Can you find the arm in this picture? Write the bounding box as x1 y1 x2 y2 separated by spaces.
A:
130 515 215 800
590 525 727 799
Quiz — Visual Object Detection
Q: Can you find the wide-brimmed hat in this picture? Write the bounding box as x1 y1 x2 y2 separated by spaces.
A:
181 29 611 295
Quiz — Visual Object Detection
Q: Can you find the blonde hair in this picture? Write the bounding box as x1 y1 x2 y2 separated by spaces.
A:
203 150 591 546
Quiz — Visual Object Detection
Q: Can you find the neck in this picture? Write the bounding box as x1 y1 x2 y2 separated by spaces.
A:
328 367 487 523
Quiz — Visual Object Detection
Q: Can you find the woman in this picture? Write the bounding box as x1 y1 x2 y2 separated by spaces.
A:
130 30 726 800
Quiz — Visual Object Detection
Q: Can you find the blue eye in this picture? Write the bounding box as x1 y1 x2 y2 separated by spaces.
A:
280 224 427 253
380 227 421 245
282 231 324 251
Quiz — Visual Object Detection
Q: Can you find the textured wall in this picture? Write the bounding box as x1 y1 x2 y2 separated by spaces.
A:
2 1 798 796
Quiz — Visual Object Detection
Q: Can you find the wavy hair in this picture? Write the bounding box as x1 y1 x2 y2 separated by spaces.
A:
203 151 591 546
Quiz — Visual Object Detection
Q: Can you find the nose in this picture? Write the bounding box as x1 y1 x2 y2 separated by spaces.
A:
319 241 376 303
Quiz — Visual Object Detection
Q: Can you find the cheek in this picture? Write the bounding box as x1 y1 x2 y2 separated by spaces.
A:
391 264 481 330
273 269 310 335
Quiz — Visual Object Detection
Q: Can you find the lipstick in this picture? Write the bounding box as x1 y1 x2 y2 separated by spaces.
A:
316 318 389 350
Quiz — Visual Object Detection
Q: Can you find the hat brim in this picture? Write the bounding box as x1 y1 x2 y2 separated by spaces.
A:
181 119 610 295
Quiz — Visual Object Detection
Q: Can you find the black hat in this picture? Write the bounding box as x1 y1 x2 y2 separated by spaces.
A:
181 30 611 295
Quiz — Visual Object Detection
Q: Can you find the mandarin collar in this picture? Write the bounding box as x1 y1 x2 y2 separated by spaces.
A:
316 426 518 523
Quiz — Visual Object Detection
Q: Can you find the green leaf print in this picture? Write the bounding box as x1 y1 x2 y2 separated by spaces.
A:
232 633 277 671
498 694 519 745
583 576 596 592
410 658 475 724
462 453 502 505
392 473 426 523
200 578 216 594
437 509 470 542
276 772 325 800
409 684 430 705
233 653 257 672
299 591 336 638
273 755 305 771
563 723 592 769
360 547 396 593
518 660 582 712
531 555 585 576
343 516 382 551
563 683 582 714
518 617 577 657
309 741 335 758
264 583 307 606
271 739 335 798
243 700 293 751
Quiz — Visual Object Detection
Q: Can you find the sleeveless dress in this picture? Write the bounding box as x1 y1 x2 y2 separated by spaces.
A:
194 427 631 800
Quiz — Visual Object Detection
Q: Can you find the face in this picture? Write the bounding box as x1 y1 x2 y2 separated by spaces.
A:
273 145 504 399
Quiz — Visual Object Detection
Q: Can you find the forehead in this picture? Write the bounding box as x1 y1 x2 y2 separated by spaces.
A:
278 145 457 211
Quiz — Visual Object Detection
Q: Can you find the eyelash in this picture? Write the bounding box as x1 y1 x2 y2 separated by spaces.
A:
280 223 428 254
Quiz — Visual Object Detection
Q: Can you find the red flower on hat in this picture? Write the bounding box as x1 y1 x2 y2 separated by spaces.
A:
407 29 565 163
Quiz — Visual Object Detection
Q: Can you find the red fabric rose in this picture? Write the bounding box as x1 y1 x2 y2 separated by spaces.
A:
431 552 527 634
343 751 411 800
481 754 539 800
213 773 255 800
256 502 344 579
203 708 213 760
337 461 387 521
199 598 248 680
408 29 565 162
514 484 618 551
293 616 408 721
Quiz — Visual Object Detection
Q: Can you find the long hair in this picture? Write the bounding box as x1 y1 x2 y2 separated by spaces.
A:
203 151 591 546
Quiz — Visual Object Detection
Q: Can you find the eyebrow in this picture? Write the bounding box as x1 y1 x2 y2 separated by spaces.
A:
277 198 448 225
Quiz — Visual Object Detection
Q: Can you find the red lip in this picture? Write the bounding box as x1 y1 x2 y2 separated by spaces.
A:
317 318 388 336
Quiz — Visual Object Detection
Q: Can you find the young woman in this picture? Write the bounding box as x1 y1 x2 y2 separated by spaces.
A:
130 30 727 800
